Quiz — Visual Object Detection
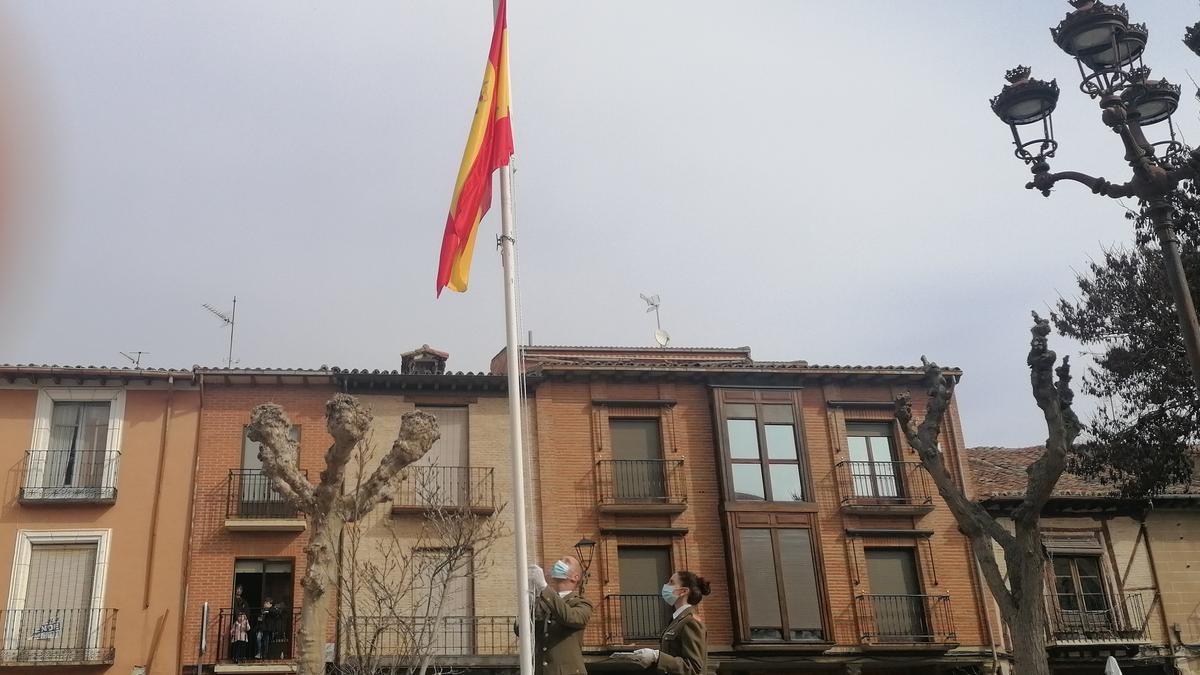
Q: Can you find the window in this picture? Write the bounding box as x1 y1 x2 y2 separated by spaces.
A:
412 549 474 655
737 529 823 641
864 548 928 641
238 426 300 517
414 407 470 507
846 423 901 499
230 560 294 661
5 529 112 661
1053 556 1109 615
724 402 806 502
617 547 673 640
24 390 124 502
610 419 667 501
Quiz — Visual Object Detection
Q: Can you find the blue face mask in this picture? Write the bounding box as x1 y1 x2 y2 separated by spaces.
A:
661 583 680 605
551 560 570 579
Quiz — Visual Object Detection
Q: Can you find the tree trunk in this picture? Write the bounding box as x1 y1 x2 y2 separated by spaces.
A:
1009 602 1052 675
297 510 344 675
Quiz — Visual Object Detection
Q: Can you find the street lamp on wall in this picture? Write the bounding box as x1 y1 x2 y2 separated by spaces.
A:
574 537 596 575
989 0 1200 392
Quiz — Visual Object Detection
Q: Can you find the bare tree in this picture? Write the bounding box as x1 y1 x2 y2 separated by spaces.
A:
248 394 440 675
335 446 508 675
895 313 1081 675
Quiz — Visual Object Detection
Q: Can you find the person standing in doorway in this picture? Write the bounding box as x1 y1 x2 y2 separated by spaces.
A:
255 597 276 659
231 612 250 663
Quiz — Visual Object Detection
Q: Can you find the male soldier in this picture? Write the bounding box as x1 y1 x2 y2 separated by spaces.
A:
523 555 592 675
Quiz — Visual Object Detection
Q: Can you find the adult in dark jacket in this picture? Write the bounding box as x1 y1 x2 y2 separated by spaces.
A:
623 571 710 675
518 555 593 675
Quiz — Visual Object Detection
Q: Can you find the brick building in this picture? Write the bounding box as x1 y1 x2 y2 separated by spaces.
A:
496 346 996 675
0 364 200 675
181 367 338 673
182 351 534 675
969 446 1200 675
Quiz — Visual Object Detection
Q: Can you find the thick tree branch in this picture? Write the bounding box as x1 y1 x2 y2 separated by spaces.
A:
315 394 373 515
1015 313 1080 525
896 366 1015 551
343 409 440 521
248 404 316 511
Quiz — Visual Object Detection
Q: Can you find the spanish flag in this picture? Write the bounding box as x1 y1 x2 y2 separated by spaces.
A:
436 0 514 296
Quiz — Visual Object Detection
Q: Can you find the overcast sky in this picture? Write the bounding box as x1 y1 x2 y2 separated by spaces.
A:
0 1 1195 447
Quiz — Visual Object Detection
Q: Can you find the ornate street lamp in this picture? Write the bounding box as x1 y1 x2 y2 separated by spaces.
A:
992 1 1200 392
574 537 596 575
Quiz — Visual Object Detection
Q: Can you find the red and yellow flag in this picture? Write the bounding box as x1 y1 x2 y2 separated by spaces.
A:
436 0 514 296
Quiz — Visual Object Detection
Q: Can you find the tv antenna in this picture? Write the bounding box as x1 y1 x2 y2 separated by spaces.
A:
640 293 671 347
119 351 149 368
202 296 237 368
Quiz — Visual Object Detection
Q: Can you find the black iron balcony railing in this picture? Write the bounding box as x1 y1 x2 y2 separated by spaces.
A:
348 616 517 657
836 461 932 510
216 606 300 662
20 449 120 503
1050 592 1151 643
855 594 956 645
597 460 686 506
226 470 306 519
603 595 672 644
0 608 117 665
392 466 496 513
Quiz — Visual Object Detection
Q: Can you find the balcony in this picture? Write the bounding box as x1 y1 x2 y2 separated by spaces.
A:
391 466 496 516
213 606 299 671
0 608 117 666
19 449 120 505
1049 592 1152 645
224 470 307 532
855 594 957 649
596 460 686 514
602 595 672 645
835 461 933 515
343 616 517 667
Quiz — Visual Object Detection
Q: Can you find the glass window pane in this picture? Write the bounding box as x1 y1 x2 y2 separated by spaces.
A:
1083 593 1108 612
873 461 899 497
868 436 895 463
848 436 871 463
1052 558 1073 577
738 530 781 634
727 420 761 459
1057 592 1080 612
769 464 804 502
1079 576 1104 597
765 425 798 460
732 464 765 501
1074 557 1102 578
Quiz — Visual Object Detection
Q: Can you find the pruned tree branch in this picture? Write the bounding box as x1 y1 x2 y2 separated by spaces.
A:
342 410 440 521
248 404 316 511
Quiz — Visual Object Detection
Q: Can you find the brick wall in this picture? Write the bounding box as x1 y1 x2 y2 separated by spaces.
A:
181 383 336 667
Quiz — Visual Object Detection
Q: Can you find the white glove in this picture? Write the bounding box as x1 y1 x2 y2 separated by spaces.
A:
528 565 548 593
631 648 659 668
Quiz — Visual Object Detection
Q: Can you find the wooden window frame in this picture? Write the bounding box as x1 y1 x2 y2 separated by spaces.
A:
714 389 812 507
1050 554 1111 615
730 522 827 644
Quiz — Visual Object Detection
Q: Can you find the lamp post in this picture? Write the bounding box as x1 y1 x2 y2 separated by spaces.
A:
574 537 597 576
992 1 1200 392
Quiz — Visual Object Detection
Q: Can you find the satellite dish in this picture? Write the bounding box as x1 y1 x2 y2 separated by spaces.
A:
654 329 671 347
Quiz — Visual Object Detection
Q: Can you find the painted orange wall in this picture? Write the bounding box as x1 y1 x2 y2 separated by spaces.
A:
0 383 200 675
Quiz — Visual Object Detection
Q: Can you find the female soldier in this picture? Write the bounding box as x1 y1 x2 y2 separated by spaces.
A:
626 571 710 675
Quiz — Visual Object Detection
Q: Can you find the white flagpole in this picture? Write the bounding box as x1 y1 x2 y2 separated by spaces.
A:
492 4 534 675
499 162 534 675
